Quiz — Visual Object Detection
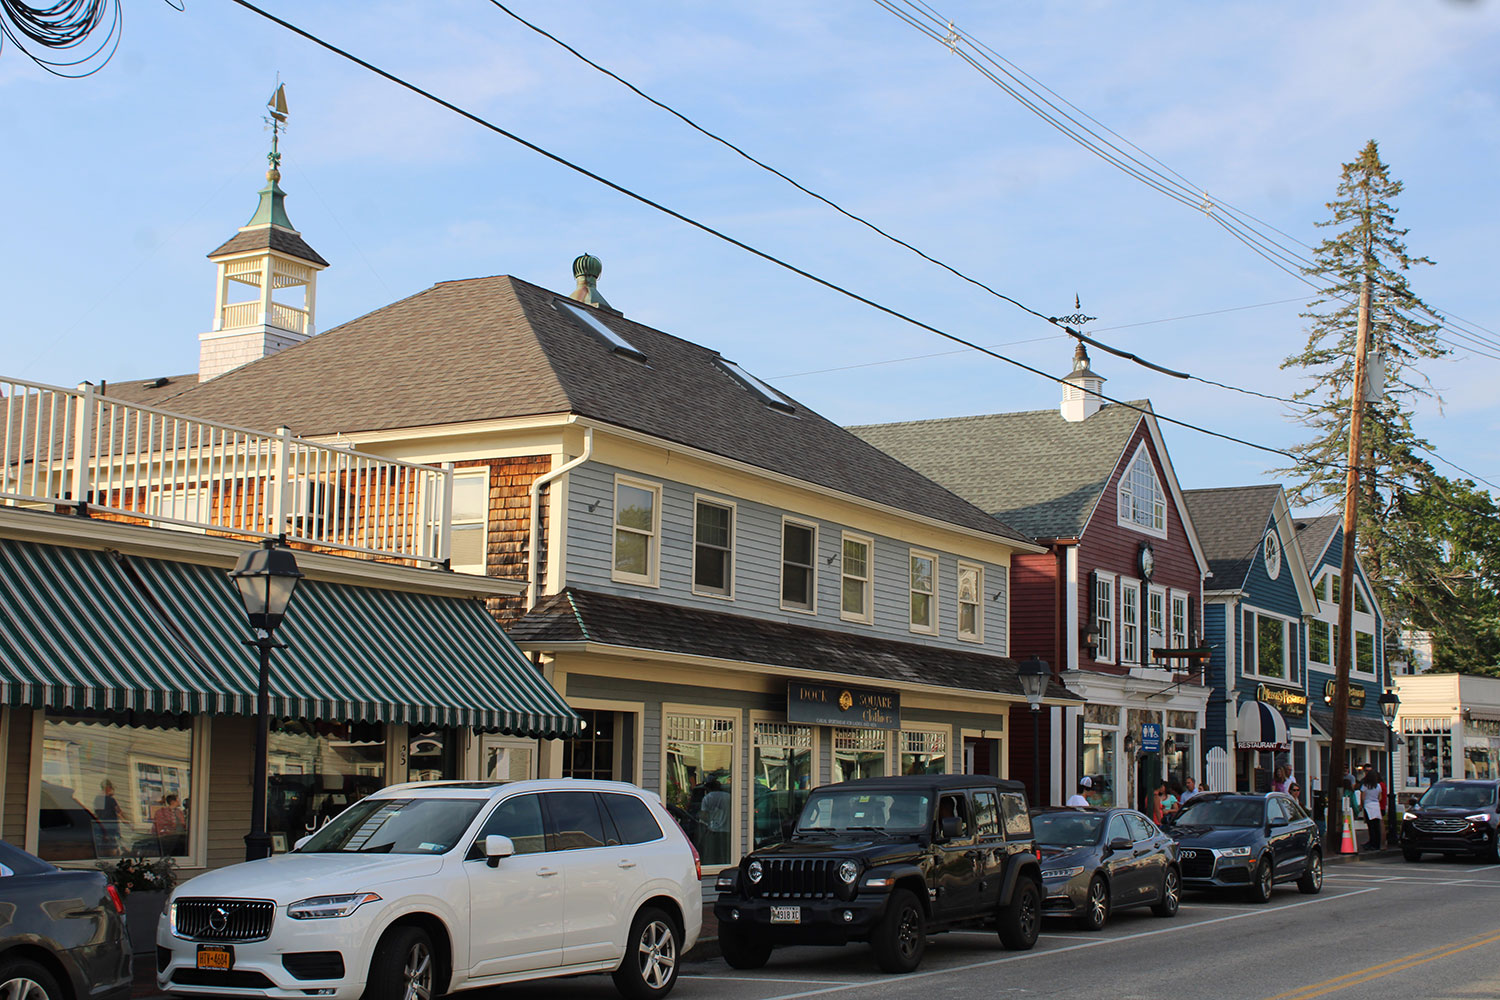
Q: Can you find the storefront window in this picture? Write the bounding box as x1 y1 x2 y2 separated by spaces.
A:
1403 718 1452 787
269 720 385 848
752 722 812 849
900 730 947 775
39 712 194 861
1463 720 1500 779
833 728 887 782
406 727 460 782
1166 732 1195 790
664 714 735 866
1082 726 1117 807
563 709 616 780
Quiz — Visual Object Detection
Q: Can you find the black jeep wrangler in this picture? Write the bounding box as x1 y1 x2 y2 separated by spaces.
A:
713 775 1044 973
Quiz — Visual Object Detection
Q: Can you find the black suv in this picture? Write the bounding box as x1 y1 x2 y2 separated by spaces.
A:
1168 792 1323 902
1400 779 1500 862
713 775 1044 974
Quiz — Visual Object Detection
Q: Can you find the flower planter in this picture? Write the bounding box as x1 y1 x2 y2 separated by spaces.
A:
125 889 168 955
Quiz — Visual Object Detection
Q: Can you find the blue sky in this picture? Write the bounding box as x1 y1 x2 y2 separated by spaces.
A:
5 0 1497 504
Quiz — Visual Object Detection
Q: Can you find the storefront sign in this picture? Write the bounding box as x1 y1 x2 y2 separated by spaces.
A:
1322 679 1367 710
1256 683 1308 720
787 681 900 730
1140 722 1162 754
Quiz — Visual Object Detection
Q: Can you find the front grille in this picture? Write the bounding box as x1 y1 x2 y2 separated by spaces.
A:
1414 817 1469 834
1179 850 1215 879
171 970 275 989
752 858 838 899
173 898 276 942
283 952 346 980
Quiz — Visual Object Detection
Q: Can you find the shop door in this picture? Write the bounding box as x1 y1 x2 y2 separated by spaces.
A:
482 736 537 782
964 737 1001 776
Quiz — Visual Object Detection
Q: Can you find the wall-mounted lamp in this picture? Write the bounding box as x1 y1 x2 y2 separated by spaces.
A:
825 552 839 565
1081 622 1101 659
1163 735 1176 756
1124 733 1136 755
586 499 600 513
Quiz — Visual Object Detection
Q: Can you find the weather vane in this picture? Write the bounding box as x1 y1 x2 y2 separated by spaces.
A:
1053 293 1098 331
264 80 288 171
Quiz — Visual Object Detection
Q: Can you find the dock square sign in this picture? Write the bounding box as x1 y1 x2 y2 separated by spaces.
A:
787 681 900 730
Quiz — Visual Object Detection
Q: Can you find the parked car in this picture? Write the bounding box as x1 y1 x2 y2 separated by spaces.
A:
713 775 1044 974
1032 807 1180 930
155 780 701 1000
0 838 132 1000
1400 779 1500 862
1168 792 1322 902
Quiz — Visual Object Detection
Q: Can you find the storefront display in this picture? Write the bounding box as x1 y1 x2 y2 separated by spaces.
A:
665 714 735 866
752 722 812 849
833 727 887 782
1403 718 1453 787
899 730 947 775
268 720 386 847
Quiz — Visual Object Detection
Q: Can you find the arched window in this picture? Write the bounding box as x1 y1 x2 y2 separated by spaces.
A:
1118 444 1166 535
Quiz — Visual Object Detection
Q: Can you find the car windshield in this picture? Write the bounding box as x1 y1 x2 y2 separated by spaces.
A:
297 797 485 854
1032 812 1104 848
1418 783 1497 810
797 789 931 832
1175 797 1265 827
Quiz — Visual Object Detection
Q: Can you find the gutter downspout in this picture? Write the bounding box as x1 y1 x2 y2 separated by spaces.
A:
527 425 593 610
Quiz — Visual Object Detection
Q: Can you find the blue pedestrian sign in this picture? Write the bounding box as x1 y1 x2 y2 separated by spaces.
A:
1141 723 1162 754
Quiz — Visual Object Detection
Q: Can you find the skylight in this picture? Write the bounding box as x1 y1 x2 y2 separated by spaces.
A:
557 299 645 360
719 358 795 414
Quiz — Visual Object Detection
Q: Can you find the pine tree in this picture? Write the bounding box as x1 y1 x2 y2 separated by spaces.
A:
1279 140 1446 622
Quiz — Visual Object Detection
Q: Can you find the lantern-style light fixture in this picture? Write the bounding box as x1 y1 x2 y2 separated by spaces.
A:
230 541 303 633
1018 656 1049 709
1379 689 1400 724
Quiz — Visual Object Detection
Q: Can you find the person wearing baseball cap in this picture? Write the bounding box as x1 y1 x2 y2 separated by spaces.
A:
1066 776 1095 808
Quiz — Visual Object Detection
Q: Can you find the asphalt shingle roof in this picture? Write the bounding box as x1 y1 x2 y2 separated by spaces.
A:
208 227 329 267
1293 512 1340 569
1182 485 1281 590
848 403 1147 540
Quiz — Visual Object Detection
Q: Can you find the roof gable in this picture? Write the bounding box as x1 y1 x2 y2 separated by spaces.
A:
1184 485 1281 590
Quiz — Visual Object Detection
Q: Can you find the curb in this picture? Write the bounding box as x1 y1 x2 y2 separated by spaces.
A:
1325 847 1401 865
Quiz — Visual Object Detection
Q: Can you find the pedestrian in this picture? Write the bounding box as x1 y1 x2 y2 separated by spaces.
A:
1067 776 1094 808
1162 781 1181 823
1360 768 1385 850
93 779 122 856
1181 776 1199 803
152 793 188 856
1272 764 1290 793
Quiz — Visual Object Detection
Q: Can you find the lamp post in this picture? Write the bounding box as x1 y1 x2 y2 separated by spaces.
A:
1380 688 1400 821
1018 656 1050 807
229 539 303 862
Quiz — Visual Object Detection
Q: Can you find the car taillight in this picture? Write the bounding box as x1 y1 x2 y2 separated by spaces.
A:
1035 848 1042 862
689 837 701 880
106 885 125 914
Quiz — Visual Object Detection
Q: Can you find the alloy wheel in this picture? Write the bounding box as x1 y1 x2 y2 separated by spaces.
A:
1260 863 1274 897
1 979 50 1000
636 919 677 989
1019 886 1039 940
1164 870 1180 909
402 942 433 1000
1088 880 1107 927
897 905 921 958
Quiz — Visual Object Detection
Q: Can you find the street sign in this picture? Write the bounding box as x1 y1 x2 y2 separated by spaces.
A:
1141 722 1162 754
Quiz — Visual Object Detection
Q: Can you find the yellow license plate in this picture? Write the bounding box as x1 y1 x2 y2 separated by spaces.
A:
196 946 234 971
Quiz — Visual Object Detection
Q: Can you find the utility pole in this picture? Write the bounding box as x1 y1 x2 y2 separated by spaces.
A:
1326 273 1372 852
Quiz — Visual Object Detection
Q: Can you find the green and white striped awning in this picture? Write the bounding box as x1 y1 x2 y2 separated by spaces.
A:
0 537 580 737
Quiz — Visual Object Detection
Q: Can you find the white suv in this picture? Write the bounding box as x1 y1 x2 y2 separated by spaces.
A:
155 780 701 1000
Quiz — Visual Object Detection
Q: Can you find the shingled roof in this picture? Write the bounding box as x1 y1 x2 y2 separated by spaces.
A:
1293 512 1340 568
848 403 1148 540
1182 484 1281 590
510 588 1080 703
208 226 328 268
133 274 1030 543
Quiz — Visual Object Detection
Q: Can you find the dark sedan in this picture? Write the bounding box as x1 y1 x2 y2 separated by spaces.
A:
1034 807 1180 930
0 839 132 1000
1168 792 1322 903
1400 779 1500 862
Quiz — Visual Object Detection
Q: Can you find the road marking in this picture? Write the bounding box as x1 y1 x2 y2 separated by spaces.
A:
1261 928 1500 1000
684 975 853 984
751 888 1378 1000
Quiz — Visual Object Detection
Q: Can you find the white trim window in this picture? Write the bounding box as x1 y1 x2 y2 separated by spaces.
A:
1148 586 1166 653
1121 579 1140 664
1355 630 1376 674
1263 531 1283 580
692 497 735 598
448 469 489 575
612 476 661 586
1093 574 1116 663
780 519 817 613
909 549 938 634
1170 592 1188 650
957 562 984 643
841 533 874 624
1117 443 1167 537
1245 610 1288 680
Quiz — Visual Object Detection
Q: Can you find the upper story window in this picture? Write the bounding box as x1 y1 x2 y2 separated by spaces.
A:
1310 621 1331 664
612 476 661 586
1245 611 1287 680
449 470 489 575
1121 580 1140 663
841 533 873 624
1355 631 1376 674
693 498 734 598
1171 592 1188 649
1118 444 1167 537
1315 574 1329 602
1263 531 1282 580
1093 574 1115 663
1354 581 1370 614
957 563 984 642
909 550 937 634
781 519 817 613
1148 588 1166 647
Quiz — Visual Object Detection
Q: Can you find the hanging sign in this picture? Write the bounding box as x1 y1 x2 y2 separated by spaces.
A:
787 681 900 730
1323 679 1367 710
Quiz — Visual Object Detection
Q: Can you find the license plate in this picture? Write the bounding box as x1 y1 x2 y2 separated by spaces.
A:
196 945 234 971
770 906 801 924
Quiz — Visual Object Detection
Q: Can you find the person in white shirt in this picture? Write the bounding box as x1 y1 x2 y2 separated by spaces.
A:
1066 776 1095 808
1180 776 1199 803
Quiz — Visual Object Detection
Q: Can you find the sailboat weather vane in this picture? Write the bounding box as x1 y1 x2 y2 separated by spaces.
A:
264 81 289 172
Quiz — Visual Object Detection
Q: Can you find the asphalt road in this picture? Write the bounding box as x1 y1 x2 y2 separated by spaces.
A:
478 855 1500 1000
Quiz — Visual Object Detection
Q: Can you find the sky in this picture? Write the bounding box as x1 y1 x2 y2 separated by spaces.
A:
4 0 1498 509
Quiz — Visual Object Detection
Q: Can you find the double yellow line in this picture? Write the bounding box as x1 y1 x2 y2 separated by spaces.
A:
1265 928 1500 1000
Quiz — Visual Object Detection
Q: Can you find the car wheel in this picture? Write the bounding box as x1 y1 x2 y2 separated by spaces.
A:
1297 851 1323 895
1402 846 1422 863
1244 857 1274 904
613 906 681 1000
0 959 63 1000
362 925 436 1000
1151 867 1181 917
1075 876 1109 931
719 925 773 970
870 888 926 974
997 878 1041 951
1488 837 1500 865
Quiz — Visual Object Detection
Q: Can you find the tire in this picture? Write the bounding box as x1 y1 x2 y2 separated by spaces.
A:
997 878 1041 951
1297 851 1323 895
1487 837 1500 865
613 906 681 1000
1151 866 1181 917
362 925 437 1000
1402 846 1422 863
1075 876 1109 931
870 888 926 974
1244 857 1274 904
0 959 64 1000
718 925 772 970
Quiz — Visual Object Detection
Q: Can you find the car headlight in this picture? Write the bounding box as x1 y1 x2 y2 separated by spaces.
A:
747 860 763 884
1041 866 1085 880
1402 812 1417 821
1466 814 1493 823
1215 846 1252 858
838 860 859 884
287 892 382 920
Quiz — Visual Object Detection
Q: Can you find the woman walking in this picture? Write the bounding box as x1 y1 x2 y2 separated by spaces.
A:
1360 768 1386 850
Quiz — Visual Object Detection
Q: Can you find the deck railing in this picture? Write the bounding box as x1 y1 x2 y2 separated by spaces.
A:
1 376 453 566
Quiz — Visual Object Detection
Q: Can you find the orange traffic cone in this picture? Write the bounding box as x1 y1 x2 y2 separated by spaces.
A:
1340 801 1359 855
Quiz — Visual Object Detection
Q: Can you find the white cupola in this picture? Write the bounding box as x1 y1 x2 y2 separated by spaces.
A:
1060 341 1106 422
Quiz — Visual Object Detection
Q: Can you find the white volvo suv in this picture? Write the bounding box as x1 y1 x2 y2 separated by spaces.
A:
155 780 701 1000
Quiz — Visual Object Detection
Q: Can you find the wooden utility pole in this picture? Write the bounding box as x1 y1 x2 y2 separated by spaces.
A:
1326 274 1372 852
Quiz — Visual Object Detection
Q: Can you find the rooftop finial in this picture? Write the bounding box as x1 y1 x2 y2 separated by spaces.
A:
570 253 611 309
265 81 288 181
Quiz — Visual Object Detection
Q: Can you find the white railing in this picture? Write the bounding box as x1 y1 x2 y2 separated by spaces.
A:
2 376 453 566
268 301 308 334
221 300 261 329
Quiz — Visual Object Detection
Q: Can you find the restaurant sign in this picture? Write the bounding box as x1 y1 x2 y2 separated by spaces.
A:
787 681 900 730
1256 682 1308 720
1322 679 1367 710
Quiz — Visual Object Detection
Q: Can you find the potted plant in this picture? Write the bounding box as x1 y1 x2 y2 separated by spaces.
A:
99 856 179 954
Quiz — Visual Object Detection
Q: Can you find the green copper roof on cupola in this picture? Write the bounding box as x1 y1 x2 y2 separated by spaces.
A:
245 167 296 230
569 253 611 309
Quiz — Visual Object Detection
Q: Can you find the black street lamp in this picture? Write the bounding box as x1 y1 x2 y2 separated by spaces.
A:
1018 656 1050 807
1380 688 1400 785
229 539 303 862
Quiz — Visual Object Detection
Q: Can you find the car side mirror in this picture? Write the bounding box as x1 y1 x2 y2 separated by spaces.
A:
484 834 516 867
939 816 962 841
1108 837 1132 854
1269 816 1289 829
293 835 312 851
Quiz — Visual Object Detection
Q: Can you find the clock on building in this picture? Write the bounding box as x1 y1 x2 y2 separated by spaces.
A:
1139 542 1155 581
